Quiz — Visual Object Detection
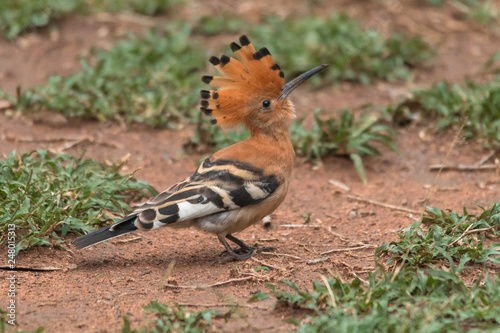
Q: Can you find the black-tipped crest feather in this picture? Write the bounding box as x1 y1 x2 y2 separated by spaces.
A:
209 56 220 66
200 90 211 99
252 47 271 60
220 55 230 66
239 35 250 46
230 42 241 52
201 76 213 84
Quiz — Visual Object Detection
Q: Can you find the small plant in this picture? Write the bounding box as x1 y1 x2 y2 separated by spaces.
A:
377 204 500 267
303 212 312 223
122 301 226 333
383 76 500 148
484 50 500 74
0 22 206 127
0 0 80 39
291 109 398 183
0 149 156 253
255 265 270 272
0 0 181 39
423 0 499 25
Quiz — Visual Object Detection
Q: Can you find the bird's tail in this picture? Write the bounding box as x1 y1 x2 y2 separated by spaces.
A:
72 215 138 250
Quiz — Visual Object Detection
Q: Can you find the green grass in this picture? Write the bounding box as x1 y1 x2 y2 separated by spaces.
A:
250 203 500 332
190 108 398 183
249 14 434 86
1 22 206 127
122 301 227 333
291 109 398 183
0 0 181 39
378 203 500 267
0 149 156 253
383 76 500 148
423 0 498 25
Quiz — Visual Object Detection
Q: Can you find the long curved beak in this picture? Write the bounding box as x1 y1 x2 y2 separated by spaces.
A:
277 64 329 102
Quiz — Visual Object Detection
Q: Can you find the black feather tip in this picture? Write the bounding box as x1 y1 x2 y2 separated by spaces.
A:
239 35 251 46
201 76 213 84
209 56 220 66
230 42 241 52
220 55 230 66
200 90 211 99
200 107 212 116
253 47 271 60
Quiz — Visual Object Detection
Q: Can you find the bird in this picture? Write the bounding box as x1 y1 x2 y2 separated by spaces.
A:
72 35 328 262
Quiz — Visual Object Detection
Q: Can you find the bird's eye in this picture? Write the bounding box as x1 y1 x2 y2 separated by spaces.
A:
262 100 271 108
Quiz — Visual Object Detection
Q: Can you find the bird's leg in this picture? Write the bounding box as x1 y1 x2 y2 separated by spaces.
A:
214 235 256 264
226 234 276 253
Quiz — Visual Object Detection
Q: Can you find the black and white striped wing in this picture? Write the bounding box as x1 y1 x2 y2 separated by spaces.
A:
131 157 280 230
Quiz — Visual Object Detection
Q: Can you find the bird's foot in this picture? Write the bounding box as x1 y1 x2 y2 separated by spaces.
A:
214 234 277 264
218 244 276 257
213 249 255 264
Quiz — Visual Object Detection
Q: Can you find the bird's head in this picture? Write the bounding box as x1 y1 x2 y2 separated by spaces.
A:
200 35 327 134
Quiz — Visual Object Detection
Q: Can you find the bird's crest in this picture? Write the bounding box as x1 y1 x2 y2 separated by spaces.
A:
200 35 286 127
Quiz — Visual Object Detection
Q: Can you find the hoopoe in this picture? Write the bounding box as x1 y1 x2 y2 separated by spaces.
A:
72 35 327 262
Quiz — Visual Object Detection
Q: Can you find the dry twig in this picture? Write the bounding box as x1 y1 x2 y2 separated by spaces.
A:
352 272 368 284
0 265 61 271
327 227 351 242
320 275 336 307
112 236 142 244
280 224 321 228
321 244 376 255
256 238 279 242
449 226 493 247
175 301 269 310
164 276 254 289
328 179 350 192
479 150 498 166
429 163 497 171
261 252 303 260
346 194 421 215
250 257 284 271
307 257 330 265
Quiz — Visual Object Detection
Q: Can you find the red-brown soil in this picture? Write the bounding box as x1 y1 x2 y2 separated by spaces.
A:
1 1 500 332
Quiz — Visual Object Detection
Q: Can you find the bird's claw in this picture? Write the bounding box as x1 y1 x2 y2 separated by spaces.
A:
218 244 275 257
215 244 276 264
213 250 255 264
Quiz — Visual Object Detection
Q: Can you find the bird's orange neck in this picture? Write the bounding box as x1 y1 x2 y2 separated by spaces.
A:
249 119 292 141
213 119 295 178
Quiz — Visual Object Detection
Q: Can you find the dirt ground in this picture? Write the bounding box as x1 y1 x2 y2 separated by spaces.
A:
1 1 500 332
